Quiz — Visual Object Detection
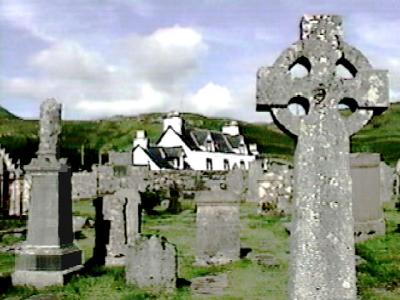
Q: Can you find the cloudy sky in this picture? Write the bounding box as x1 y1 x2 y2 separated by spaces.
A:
0 0 399 121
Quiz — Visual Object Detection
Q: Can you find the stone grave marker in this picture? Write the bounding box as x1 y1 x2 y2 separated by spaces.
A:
12 99 83 288
256 15 388 299
195 190 240 265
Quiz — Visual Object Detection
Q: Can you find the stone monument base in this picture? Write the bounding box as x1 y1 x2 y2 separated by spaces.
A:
12 245 83 288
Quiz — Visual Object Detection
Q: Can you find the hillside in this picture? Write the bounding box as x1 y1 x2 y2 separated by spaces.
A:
0 106 19 120
0 103 400 170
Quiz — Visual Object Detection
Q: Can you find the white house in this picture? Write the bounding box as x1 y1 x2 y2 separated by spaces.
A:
132 112 258 171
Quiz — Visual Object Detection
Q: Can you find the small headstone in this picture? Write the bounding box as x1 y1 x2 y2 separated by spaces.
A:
246 160 264 202
73 216 87 233
351 153 385 242
195 190 240 265
125 235 177 292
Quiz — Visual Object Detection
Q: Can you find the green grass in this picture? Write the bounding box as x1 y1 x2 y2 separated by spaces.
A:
0 201 399 299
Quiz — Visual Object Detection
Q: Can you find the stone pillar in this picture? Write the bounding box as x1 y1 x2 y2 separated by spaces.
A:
351 153 385 242
256 15 388 299
103 188 142 266
195 190 240 265
126 235 177 292
12 99 83 288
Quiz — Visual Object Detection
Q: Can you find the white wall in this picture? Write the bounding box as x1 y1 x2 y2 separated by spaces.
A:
132 147 160 170
185 150 255 170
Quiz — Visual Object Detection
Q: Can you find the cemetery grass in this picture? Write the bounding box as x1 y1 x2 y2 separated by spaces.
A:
0 201 399 299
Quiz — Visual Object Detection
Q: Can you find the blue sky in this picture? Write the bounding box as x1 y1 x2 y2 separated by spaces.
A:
0 0 399 121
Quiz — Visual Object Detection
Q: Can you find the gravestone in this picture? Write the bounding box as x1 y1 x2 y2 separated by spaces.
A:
12 99 83 288
103 188 142 266
195 190 240 265
256 15 388 299
126 235 177 292
246 159 264 202
380 161 394 204
350 153 385 242
226 166 245 198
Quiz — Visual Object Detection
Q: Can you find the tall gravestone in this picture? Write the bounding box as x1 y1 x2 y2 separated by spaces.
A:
256 15 388 299
103 188 142 266
12 99 83 288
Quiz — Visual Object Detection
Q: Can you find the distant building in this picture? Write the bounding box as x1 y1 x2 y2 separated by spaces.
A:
132 112 258 170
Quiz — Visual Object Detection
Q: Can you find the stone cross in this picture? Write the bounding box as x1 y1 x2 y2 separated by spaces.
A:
256 15 388 299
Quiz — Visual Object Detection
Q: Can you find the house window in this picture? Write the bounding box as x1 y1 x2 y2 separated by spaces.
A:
240 160 245 169
224 159 230 170
206 158 213 171
206 140 213 152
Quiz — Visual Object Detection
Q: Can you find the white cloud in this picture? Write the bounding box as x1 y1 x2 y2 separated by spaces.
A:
30 41 110 81
188 82 233 115
123 25 207 92
75 83 165 117
0 0 55 42
2 25 208 118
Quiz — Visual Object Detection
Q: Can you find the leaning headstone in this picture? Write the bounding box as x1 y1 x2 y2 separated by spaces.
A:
351 153 385 242
195 190 240 265
103 188 142 266
256 15 388 299
12 99 83 288
126 235 177 292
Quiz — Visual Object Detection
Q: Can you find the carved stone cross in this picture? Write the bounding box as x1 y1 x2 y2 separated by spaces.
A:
256 15 388 299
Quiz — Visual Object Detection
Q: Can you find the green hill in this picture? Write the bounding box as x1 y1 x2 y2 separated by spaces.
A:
0 106 19 120
0 103 400 171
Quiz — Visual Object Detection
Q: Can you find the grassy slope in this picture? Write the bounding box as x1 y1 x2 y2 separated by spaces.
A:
1 103 400 170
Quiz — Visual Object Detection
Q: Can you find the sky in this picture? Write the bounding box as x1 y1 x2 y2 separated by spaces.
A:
0 0 399 122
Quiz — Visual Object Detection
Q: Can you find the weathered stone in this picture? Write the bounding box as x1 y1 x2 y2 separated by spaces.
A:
103 188 142 266
73 216 87 233
12 99 83 288
191 274 228 296
246 159 264 202
380 161 394 203
351 153 385 242
125 235 177 291
256 15 388 299
248 253 280 268
71 171 97 200
226 167 245 198
37 99 62 160
195 190 240 265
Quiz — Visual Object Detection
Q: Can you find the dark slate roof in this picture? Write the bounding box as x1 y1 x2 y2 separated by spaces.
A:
162 147 185 159
145 147 174 169
210 132 232 153
226 135 242 148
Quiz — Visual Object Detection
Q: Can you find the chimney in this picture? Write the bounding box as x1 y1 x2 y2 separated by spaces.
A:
222 121 240 136
249 143 259 155
133 130 149 149
163 111 184 134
